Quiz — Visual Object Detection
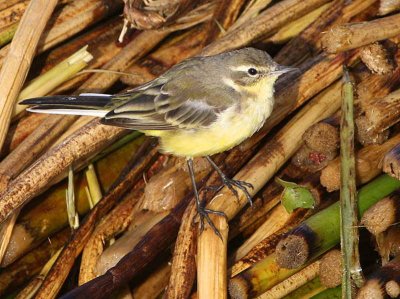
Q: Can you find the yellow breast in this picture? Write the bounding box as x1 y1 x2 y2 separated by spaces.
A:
144 76 277 158
153 100 273 157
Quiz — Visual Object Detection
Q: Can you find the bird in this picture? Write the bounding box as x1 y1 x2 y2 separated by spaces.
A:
21 47 294 236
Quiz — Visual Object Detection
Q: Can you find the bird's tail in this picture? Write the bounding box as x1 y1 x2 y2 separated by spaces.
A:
20 93 124 117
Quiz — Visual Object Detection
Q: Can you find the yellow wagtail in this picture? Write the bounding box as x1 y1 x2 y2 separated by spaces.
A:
21 47 294 236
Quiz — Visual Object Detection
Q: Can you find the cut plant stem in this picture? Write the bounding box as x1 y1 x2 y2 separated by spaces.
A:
0 0 58 152
322 13 400 53
0 228 69 296
229 175 400 298
383 144 400 180
320 133 400 191
197 215 229 299
34 141 159 299
340 67 364 292
379 0 400 15
356 256 400 299
319 249 342 288
364 88 400 133
14 248 62 299
66 166 79 230
165 201 197 299
202 0 332 55
85 164 102 208
14 46 93 116
268 2 331 44
257 260 320 299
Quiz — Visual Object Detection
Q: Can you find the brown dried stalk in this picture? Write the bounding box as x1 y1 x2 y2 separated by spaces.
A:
379 0 400 15
202 0 247 45
41 17 124 94
383 144 400 180
164 201 197 299
0 119 126 223
320 133 400 192
34 141 159 299
0 229 69 296
364 88 400 133
360 42 395 75
202 0 332 56
357 256 400 299
360 194 400 235
232 205 291 263
1 113 47 157
0 0 123 66
322 13 400 53
0 0 28 31
319 249 342 288
0 115 77 190
275 0 376 65
122 26 209 86
132 261 171 298
0 0 58 152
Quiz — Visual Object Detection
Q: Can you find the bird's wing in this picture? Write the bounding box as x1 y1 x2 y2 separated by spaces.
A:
103 61 237 130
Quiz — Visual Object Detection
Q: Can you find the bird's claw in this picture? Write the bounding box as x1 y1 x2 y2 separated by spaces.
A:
222 177 254 206
197 205 227 240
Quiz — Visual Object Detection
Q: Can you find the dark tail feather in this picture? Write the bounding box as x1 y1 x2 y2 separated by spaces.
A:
20 93 113 108
20 93 115 117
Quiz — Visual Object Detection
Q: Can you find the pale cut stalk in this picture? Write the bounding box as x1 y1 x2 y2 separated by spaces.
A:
0 1 28 31
320 133 400 191
233 204 290 262
0 211 19 264
198 214 229 299
322 13 400 53
66 166 79 230
379 0 400 15
14 46 93 116
340 68 364 295
256 260 320 299
14 248 63 299
202 0 332 55
85 164 102 207
0 0 58 153
268 2 331 44
199 80 342 299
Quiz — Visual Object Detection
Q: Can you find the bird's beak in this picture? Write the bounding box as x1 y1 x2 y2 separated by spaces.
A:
270 65 299 76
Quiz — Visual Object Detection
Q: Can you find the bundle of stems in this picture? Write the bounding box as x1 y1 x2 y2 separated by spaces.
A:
3 0 400 298
229 175 400 298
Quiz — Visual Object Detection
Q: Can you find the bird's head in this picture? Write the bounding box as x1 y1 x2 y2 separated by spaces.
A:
219 48 296 95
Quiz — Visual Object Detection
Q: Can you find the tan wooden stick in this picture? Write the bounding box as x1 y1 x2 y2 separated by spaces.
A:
0 0 58 151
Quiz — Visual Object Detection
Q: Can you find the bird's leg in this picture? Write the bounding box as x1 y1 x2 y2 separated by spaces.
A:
187 158 225 238
205 156 254 206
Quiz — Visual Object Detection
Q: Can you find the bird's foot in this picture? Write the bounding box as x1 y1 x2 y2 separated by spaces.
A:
197 204 227 240
221 176 254 206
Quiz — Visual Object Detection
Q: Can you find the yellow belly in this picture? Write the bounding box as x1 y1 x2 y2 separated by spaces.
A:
144 98 273 157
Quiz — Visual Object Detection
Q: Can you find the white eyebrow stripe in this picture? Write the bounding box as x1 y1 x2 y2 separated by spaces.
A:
230 65 255 72
222 77 240 92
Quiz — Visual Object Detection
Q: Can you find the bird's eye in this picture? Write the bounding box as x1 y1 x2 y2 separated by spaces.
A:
248 68 258 76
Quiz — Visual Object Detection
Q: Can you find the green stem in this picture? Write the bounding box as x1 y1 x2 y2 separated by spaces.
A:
340 67 363 295
310 286 341 299
0 23 18 48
